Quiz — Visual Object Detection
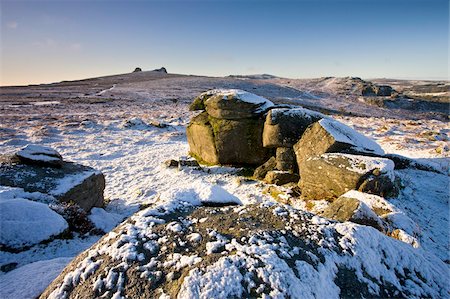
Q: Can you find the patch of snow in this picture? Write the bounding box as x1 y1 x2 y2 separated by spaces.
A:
0 257 72 299
88 208 124 232
0 198 68 249
16 144 62 162
204 89 274 112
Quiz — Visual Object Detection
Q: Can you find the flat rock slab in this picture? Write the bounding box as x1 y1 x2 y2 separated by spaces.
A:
262 107 324 148
294 118 384 165
0 158 105 211
299 153 395 200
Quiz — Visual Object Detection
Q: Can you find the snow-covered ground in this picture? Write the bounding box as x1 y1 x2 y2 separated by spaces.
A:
0 74 448 297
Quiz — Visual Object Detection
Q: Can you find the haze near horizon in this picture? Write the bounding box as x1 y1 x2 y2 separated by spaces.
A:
1 0 448 86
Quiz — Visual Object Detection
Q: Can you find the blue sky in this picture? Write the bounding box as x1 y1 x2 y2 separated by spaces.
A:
1 0 448 85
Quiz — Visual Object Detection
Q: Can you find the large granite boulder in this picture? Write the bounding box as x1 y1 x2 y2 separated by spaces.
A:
204 89 274 120
294 118 384 166
0 154 105 211
40 203 448 299
187 90 273 166
262 107 324 148
299 153 396 200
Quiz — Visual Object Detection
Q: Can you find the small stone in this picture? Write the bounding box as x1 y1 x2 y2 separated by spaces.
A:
264 170 299 186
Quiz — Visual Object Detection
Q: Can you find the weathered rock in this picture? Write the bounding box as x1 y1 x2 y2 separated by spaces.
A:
208 116 270 165
186 112 218 164
189 90 216 111
154 67 167 73
294 118 384 166
0 157 105 211
299 153 395 200
187 112 271 166
164 159 200 169
275 147 297 171
133 67 142 73
321 196 385 231
264 170 299 186
376 85 394 96
262 107 324 148
204 89 274 120
40 203 449 299
15 144 63 168
253 156 276 180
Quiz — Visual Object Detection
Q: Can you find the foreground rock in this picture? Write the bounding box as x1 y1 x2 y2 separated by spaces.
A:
40 203 448 298
187 90 273 165
0 151 105 211
299 153 396 200
294 118 385 165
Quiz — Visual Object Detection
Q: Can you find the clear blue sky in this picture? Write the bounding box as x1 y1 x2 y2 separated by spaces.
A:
1 0 448 85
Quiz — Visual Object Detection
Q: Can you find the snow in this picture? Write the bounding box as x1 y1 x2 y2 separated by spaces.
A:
88 208 124 232
0 76 448 298
269 107 325 122
319 118 385 155
0 197 68 249
0 257 72 299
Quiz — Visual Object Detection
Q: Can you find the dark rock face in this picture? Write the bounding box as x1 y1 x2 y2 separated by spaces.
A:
154 67 167 73
298 153 396 200
262 108 323 148
133 67 142 73
275 147 297 172
264 170 299 185
40 203 448 299
0 157 105 211
253 156 276 180
376 85 394 96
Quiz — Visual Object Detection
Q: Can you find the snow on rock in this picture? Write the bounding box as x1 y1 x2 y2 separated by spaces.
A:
15 144 63 167
0 257 72 299
0 186 56 204
205 89 274 109
39 203 449 299
0 198 68 249
49 170 101 196
318 118 385 155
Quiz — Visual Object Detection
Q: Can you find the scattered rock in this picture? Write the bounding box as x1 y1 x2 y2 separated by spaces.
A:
164 159 200 169
321 196 385 231
253 156 276 180
262 108 323 148
133 67 142 73
299 153 396 200
0 157 105 211
294 118 384 166
275 147 297 171
264 170 299 186
154 67 167 73
15 144 63 168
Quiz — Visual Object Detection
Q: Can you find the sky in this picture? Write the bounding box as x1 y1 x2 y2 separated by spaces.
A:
0 0 448 86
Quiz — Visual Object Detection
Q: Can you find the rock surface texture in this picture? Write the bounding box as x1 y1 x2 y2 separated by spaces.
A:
40 203 448 299
299 153 396 200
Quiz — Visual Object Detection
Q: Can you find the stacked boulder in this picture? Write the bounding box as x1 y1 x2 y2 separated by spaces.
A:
187 89 273 165
187 89 398 202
